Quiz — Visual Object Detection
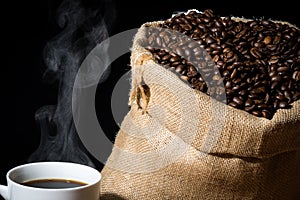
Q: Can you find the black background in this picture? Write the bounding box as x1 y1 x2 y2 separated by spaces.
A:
4 0 300 197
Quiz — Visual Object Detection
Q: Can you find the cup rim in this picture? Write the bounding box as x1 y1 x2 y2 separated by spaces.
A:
6 161 101 191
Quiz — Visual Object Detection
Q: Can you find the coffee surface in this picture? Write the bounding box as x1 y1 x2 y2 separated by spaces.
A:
21 178 87 189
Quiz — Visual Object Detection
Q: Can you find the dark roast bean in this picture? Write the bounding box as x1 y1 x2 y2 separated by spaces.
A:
162 54 172 61
252 110 262 117
270 81 279 90
252 87 266 94
229 102 238 108
172 61 181 67
292 71 300 81
293 92 300 101
263 36 272 45
261 20 270 26
244 105 255 112
269 56 279 64
279 101 288 108
277 66 289 72
154 54 161 61
284 91 292 103
271 75 282 82
180 75 189 81
170 56 180 62
257 104 268 109
250 47 262 58
175 65 185 73
230 69 237 79
205 36 215 44
233 97 243 105
244 99 253 107
261 110 271 119
273 35 281 45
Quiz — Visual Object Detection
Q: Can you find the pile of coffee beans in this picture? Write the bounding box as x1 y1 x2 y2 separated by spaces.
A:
144 9 300 119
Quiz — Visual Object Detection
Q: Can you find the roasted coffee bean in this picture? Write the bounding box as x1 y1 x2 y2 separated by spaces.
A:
229 102 239 108
277 66 290 72
244 105 255 112
262 110 271 119
263 36 272 45
269 56 279 64
252 110 262 117
293 92 300 101
284 91 293 103
257 103 268 109
279 101 288 108
271 75 282 82
244 99 253 106
175 65 185 73
250 48 262 59
230 69 238 79
162 54 172 61
204 9 214 18
180 75 189 81
233 97 244 105
170 56 180 62
145 9 300 119
292 71 300 81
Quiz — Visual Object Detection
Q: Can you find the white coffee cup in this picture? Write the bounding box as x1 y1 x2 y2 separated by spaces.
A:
0 161 101 200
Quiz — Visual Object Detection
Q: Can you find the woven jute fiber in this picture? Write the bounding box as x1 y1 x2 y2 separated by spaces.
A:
100 12 300 200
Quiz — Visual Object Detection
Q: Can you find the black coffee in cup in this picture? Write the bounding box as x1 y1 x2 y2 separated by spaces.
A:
21 178 87 189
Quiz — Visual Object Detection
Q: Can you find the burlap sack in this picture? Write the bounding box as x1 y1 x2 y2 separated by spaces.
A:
100 12 300 200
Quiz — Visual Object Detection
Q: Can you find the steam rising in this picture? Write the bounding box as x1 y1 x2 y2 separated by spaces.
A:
29 0 114 167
